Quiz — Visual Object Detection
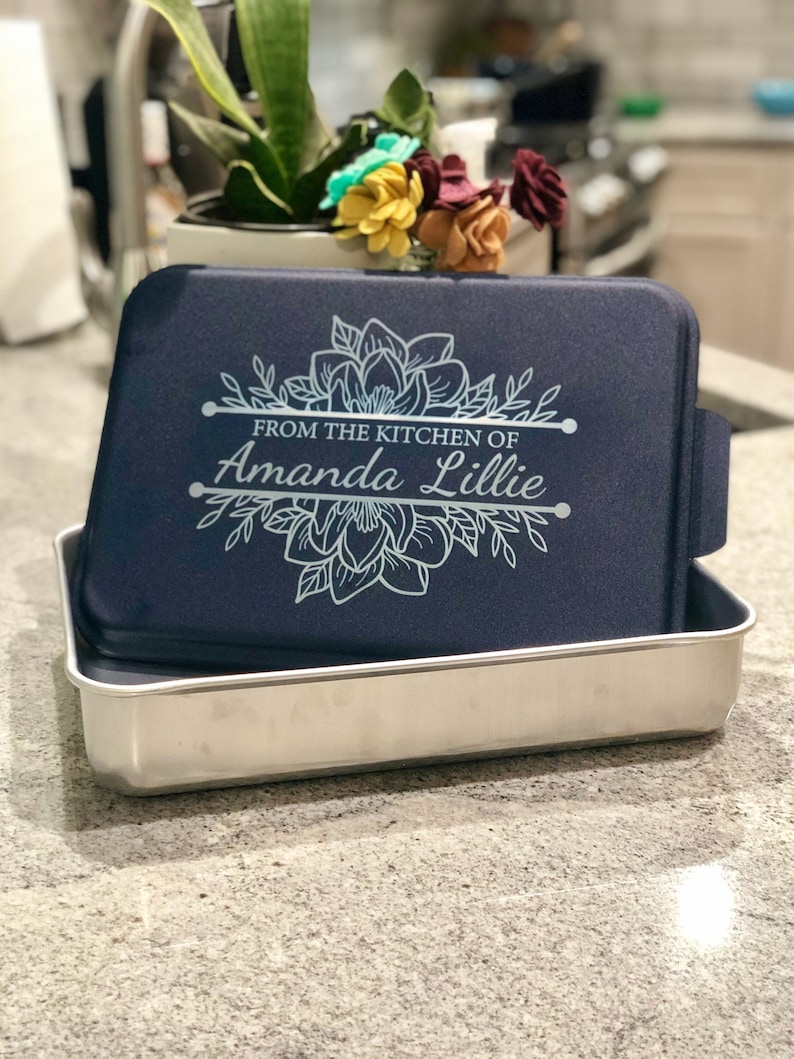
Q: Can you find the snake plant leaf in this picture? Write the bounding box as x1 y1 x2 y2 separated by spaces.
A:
169 100 248 166
170 100 290 200
375 68 435 146
234 0 310 186
290 121 367 223
138 0 260 139
224 160 294 223
299 90 338 178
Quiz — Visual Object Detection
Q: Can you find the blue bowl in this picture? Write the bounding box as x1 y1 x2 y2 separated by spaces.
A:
751 80 794 115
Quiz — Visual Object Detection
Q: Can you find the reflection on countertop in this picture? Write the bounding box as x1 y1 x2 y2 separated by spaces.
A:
1 321 793 1058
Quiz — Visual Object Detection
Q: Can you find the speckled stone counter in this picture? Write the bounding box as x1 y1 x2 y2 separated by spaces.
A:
1 323 793 1058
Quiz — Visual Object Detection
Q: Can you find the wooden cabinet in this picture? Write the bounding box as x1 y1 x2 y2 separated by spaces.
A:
773 154 794 367
773 226 794 367
654 145 794 371
655 213 772 358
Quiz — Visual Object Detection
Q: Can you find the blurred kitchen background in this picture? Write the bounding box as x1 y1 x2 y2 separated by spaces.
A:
4 0 794 372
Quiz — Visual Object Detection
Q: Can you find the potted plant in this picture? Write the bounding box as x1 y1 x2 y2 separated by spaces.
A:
141 0 566 272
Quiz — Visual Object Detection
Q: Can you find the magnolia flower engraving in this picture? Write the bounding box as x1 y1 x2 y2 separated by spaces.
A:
283 498 453 603
302 317 471 418
193 315 574 604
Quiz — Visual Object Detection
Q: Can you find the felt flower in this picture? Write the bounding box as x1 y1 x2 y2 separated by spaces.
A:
333 162 423 257
435 154 504 210
509 148 567 231
320 132 420 210
404 148 441 207
415 198 511 273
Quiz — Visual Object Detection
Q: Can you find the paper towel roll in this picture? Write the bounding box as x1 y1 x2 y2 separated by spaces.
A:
0 19 87 344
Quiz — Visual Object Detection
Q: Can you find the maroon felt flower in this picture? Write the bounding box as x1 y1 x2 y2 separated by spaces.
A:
404 149 441 208
510 149 567 231
435 154 504 211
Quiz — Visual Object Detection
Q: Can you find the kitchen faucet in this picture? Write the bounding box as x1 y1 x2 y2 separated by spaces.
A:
86 1 226 333
70 1 160 335
106 0 161 330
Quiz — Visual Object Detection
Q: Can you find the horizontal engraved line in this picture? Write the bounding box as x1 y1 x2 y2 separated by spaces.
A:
201 402 578 434
189 482 571 519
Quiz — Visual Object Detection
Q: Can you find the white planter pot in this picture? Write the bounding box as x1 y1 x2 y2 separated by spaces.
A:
166 193 552 276
167 193 396 271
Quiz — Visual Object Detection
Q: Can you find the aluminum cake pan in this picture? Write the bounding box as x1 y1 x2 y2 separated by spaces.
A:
55 526 755 796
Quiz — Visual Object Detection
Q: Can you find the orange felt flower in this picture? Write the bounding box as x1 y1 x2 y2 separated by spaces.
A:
415 198 511 273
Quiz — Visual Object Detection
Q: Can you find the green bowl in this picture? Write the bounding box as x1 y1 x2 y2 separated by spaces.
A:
619 93 666 118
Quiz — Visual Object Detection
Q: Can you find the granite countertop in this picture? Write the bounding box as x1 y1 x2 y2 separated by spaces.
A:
617 103 794 147
698 343 794 431
1 322 793 1058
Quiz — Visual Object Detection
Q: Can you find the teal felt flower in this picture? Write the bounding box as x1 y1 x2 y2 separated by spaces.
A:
320 132 420 210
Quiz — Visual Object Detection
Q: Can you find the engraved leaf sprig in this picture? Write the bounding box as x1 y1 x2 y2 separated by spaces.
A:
446 503 550 560
453 366 563 424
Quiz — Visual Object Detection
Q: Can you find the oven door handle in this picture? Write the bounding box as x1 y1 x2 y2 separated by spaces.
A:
584 218 667 277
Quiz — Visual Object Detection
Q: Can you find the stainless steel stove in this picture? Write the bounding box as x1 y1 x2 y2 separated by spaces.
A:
493 120 669 278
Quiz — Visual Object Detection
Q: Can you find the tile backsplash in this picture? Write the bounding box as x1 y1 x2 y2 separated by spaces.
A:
17 0 794 136
310 0 794 122
309 0 491 127
569 0 794 104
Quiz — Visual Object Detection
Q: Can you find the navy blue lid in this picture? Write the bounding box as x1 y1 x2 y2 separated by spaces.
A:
72 267 728 669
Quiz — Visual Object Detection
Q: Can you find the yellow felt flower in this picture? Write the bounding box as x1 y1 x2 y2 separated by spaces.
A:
334 162 423 258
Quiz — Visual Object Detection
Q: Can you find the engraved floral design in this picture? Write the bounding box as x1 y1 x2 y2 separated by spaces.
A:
285 499 453 603
193 316 573 604
303 316 472 417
